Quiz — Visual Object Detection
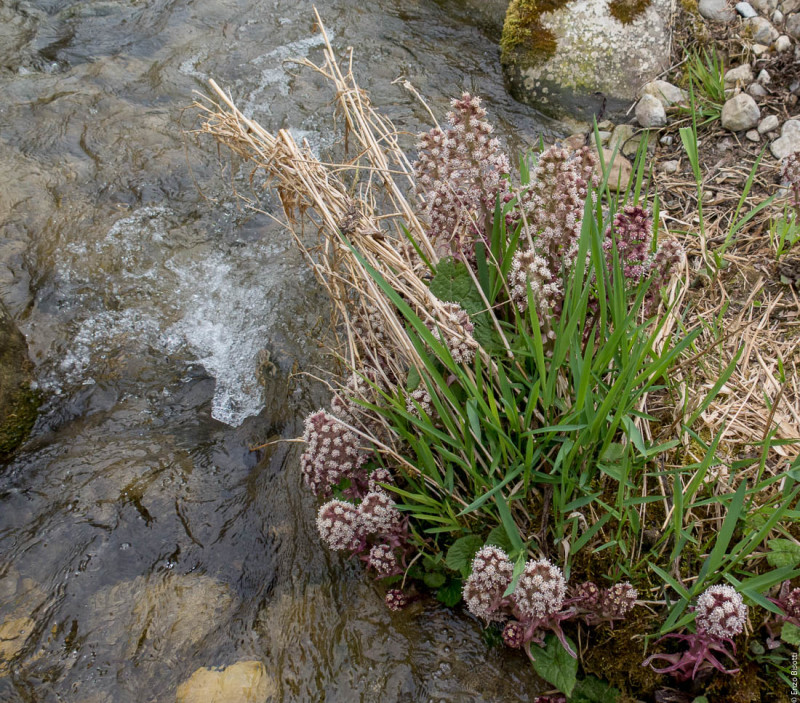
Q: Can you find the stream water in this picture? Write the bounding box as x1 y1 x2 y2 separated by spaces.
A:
0 0 555 700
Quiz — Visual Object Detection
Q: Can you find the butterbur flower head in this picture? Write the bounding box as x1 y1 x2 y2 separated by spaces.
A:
695 585 748 639
385 588 409 611
368 543 398 576
784 587 800 620
599 582 638 619
513 558 567 620
430 302 478 365
406 386 434 418
462 546 514 621
316 499 359 551
300 410 365 496
502 620 525 648
605 205 653 283
358 490 403 535
782 151 800 188
572 581 600 607
367 467 394 492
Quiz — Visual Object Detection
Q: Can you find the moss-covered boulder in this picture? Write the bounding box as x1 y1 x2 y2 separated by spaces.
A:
0 300 37 459
501 0 672 121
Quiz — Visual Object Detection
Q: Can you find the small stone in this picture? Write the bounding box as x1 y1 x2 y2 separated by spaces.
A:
783 0 800 13
747 82 768 98
787 13 800 38
758 69 772 84
770 119 800 159
641 80 687 107
752 43 770 56
773 9 784 22
745 16 780 43
600 149 633 191
721 93 761 131
609 123 635 153
564 133 586 151
746 129 761 141
758 114 781 133
751 0 778 10
776 34 792 51
661 159 680 174
176 661 276 703
597 130 612 144
660 134 674 146
635 94 667 128
700 0 737 20
0 617 34 675
724 64 754 85
736 1 758 15
597 119 614 130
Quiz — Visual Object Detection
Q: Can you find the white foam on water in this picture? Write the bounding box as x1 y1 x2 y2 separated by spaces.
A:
49 206 301 426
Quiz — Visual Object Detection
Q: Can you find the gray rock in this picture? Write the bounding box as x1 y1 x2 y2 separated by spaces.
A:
700 0 737 20
636 94 667 127
721 93 761 131
745 16 780 43
773 9 784 22
758 114 781 133
724 64 754 85
660 134 674 145
597 119 615 130
747 82 768 98
641 79 687 106
752 43 770 55
0 617 35 675
661 159 679 173
776 34 793 50
750 0 778 11
745 129 761 141
736 1 758 16
770 119 800 159
598 130 612 144
609 123 635 153
501 0 672 121
758 69 772 84
787 13 800 38
782 0 800 13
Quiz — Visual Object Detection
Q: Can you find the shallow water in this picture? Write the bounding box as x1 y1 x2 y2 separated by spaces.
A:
0 0 554 699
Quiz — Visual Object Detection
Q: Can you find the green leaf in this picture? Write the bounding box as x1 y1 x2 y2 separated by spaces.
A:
531 634 578 696
569 675 620 703
781 622 800 647
485 525 514 553
766 539 800 568
406 365 421 392
445 534 485 577
423 571 447 589
430 258 484 312
436 578 464 607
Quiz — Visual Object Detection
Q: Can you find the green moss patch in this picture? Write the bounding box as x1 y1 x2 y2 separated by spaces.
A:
0 386 39 459
501 0 571 68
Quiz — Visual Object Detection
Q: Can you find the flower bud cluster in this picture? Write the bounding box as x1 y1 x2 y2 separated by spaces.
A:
429 302 478 365
301 410 367 496
358 490 403 534
351 299 394 355
598 582 638 620
604 205 653 283
385 588 410 611
462 546 514 621
406 386 434 418
782 151 800 207
694 584 748 639
368 543 398 576
316 499 359 551
414 93 510 259
508 146 597 331
513 558 567 620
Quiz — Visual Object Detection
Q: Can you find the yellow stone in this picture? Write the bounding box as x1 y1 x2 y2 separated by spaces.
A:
175 660 275 703
0 616 34 675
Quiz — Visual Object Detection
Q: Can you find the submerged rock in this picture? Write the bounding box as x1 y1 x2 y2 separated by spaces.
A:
0 299 37 459
0 616 35 675
500 0 671 121
176 661 275 703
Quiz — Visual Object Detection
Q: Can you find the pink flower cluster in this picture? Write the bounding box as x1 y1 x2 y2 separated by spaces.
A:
414 94 511 260
461 547 637 660
509 146 597 336
782 150 800 207
643 584 748 681
429 302 478 365
300 410 367 496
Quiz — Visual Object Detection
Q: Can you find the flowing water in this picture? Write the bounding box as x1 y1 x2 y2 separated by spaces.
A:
0 0 556 700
